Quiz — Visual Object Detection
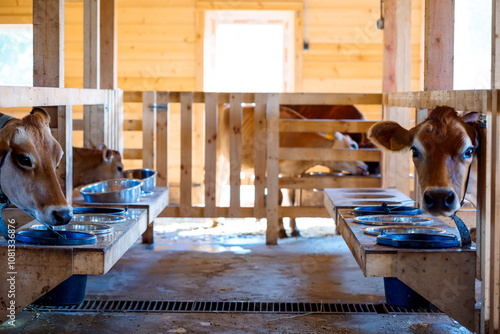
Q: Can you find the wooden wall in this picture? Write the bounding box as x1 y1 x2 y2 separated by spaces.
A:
0 0 423 187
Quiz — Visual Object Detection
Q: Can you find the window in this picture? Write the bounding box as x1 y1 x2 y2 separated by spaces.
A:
204 10 294 92
454 0 492 89
0 25 33 86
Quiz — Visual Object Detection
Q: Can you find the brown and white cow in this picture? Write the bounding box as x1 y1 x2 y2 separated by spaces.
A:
0 108 72 226
73 146 124 189
217 105 368 237
368 106 479 217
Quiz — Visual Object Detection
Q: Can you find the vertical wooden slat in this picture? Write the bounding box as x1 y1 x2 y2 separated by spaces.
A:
381 0 412 196
266 93 280 245
84 0 100 89
83 104 106 149
156 92 170 188
100 0 117 90
32 0 72 199
229 93 242 217
33 0 64 88
115 89 124 154
142 91 156 170
254 93 267 219
58 105 73 203
204 93 217 217
424 0 454 90
180 92 193 216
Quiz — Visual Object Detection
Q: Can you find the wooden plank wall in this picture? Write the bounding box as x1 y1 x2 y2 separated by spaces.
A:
0 0 423 184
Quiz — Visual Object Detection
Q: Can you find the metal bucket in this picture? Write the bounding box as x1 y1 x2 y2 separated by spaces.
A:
123 169 157 192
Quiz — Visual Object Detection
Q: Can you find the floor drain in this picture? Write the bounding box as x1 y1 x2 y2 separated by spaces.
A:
27 300 442 315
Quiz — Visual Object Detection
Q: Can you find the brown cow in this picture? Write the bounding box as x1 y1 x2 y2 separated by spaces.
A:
283 104 379 174
0 108 72 226
73 146 124 189
217 105 368 237
368 106 479 216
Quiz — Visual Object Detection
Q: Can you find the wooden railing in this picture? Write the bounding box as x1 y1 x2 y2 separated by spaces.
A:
121 91 383 243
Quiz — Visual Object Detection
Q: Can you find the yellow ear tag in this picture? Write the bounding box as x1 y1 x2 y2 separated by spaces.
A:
325 132 335 140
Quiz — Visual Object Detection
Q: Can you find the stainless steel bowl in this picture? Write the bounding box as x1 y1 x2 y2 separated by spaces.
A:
30 223 114 235
354 215 433 226
72 214 127 224
123 169 157 192
80 178 142 203
363 225 445 236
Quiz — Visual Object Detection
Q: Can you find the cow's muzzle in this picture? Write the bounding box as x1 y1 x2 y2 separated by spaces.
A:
422 187 459 216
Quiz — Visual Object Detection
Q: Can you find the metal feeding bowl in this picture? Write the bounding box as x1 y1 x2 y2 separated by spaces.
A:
73 207 127 216
354 215 433 226
72 214 127 224
15 230 97 245
123 169 157 192
376 233 460 248
363 225 446 236
80 178 142 203
30 223 114 235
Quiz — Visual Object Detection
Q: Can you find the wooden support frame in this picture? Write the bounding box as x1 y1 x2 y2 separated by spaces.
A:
229 93 243 217
204 93 218 217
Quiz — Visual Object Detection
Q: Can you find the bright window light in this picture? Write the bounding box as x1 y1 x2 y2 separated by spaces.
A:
454 0 492 89
0 25 33 86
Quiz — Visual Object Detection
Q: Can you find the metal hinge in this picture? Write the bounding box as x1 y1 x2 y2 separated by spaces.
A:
479 113 487 128
150 103 169 112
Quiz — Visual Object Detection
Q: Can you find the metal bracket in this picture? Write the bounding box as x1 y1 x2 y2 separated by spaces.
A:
150 103 169 112
479 113 487 129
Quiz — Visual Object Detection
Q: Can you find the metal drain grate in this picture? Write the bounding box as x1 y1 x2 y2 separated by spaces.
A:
27 300 442 315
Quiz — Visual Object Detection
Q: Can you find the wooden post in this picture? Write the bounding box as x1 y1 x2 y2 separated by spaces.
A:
229 93 242 217
83 0 105 149
424 0 454 90
180 92 193 216
266 93 280 245
381 0 412 196
204 93 217 217
32 0 73 199
100 0 117 90
142 91 156 170
487 2 500 332
254 93 267 219
156 92 170 188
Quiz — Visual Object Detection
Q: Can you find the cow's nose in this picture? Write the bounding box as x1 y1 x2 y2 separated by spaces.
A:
423 188 456 212
52 209 73 225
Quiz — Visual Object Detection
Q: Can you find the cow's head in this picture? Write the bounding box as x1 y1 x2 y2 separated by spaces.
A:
368 106 479 216
72 146 124 189
326 131 368 175
0 108 72 225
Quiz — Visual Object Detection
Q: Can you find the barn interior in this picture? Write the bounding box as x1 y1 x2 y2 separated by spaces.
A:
0 0 499 333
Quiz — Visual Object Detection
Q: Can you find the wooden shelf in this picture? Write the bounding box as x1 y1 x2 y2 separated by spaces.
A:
0 208 147 323
73 187 169 225
324 187 476 332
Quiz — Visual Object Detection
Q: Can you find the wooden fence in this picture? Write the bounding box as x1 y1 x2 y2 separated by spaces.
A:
121 91 383 242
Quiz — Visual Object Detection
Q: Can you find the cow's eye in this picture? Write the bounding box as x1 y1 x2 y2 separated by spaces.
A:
410 146 422 159
117 165 123 173
462 147 474 159
17 154 32 168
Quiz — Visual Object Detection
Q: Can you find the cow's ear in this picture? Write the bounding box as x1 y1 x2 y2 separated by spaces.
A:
368 121 412 151
462 111 479 124
102 148 114 164
30 107 50 125
0 136 11 168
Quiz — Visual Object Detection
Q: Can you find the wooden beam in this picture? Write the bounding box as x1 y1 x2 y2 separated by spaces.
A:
100 0 117 89
279 120 377 133
266 93 280 245
385 90 491 111
156 92 170 188
142 91 156 170
180 92 193 216
33 0 64 88
424 0 454 90
254 93 267 219
84 0 100 89
279 148 381 162
204 93 217 217
381 0 412 196
229 94 242 217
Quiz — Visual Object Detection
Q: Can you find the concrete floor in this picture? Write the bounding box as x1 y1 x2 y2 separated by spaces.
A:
1 218 472 333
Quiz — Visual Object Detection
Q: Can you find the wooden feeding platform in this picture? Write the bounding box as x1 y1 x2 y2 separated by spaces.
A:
72 187 169 244
324 188 477 331
0 208 148 323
